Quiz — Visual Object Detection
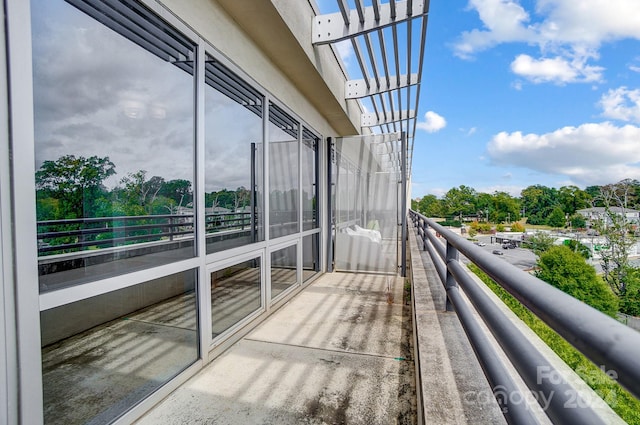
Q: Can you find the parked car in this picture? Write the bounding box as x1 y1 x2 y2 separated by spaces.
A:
475 242 486 246
492 249 504 255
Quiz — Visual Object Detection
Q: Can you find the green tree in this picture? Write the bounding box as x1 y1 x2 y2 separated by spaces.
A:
525 232 556 256
443 185 477 219
418 194 445 217
547 206 566 228
536 246 618 317
35 154 116 218
475 192 493 221
491 191 520 223
558 185 591 215
619 268 640 316
585 185 602 205
521 185 558 225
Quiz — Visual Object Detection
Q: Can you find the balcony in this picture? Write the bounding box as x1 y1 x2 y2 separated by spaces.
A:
37 207 640 425
136 213 638 425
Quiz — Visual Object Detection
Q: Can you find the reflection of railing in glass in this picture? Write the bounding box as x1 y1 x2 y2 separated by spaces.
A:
37 214 191 254
37 212 253 255
37 211 320 256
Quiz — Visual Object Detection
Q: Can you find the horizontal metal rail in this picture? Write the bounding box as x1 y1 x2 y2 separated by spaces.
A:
410 209 640 424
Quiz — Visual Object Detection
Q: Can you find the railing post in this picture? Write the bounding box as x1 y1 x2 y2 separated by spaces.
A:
169 216 174 241
422 219 428 251
445 241 458 312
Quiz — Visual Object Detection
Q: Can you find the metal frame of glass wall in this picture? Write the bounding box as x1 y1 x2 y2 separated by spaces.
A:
0 5 16 421
4 0 326 423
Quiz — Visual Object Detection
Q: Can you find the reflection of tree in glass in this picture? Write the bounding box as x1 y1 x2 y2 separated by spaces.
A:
117 171 162 215
205 187 250 211
35 155 197 251
35 154 115 219
116 171 193 216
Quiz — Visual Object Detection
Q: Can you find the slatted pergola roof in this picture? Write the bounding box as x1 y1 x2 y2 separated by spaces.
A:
312 0 430 176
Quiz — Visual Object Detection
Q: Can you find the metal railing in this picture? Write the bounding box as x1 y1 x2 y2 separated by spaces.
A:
410 210 640 425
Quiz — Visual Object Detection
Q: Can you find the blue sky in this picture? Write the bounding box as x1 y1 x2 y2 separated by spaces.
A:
317 0 640 198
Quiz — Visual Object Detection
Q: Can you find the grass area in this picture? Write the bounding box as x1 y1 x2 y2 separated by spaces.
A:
468 263 640 424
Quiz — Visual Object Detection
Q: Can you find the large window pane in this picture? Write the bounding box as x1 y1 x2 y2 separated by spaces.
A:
302 128 319 231
211 258 262 338
271 244 298 299
205 57 264 254
32 0 196 292
41 269 199 425
269 103 299 239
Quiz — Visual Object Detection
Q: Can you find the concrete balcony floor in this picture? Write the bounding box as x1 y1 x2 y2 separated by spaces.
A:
137 272 417 424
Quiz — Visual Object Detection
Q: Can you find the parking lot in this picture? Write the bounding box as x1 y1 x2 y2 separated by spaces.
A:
463 235 537 271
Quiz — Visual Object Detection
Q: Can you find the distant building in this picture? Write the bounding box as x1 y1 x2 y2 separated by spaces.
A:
576 207 640 227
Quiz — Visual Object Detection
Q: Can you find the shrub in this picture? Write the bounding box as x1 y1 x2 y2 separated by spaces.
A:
570 214 586 229
510 222 525 232
496 223 505 232
440 219 462 227
478 223 492 233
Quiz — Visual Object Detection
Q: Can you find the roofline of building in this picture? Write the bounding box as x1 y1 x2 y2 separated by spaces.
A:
217 0 362 136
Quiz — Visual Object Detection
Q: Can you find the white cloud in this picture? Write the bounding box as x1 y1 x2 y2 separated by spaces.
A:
535 0 640 45
417 111 447 133
630 65 640 73
455 0 640 84
477 184 524 197
510 54 603 84
454 0 535 59
487 121 640 185
430 187 448 198
334 40 354 67
599 87 640 122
